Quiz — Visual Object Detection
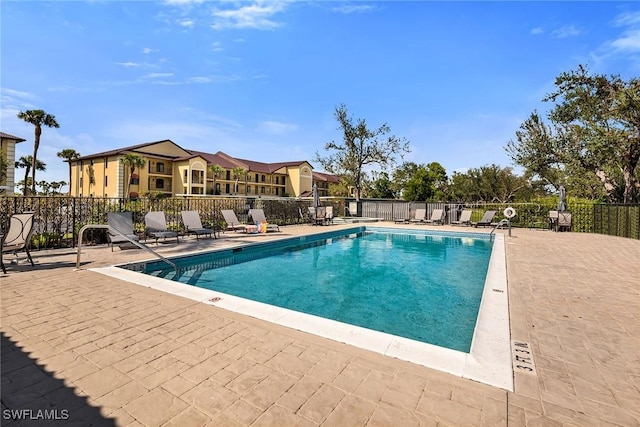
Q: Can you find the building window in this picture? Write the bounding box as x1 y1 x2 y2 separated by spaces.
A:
261 186 265 193
247 185 252 194
225 183 230 193
261 175 265 182
184 170 188 180
105 158 108 168
226 171 231 180
156 163 164 173
105 176 108 186
156 178 164 189
282 176 286 185
275 188 279 195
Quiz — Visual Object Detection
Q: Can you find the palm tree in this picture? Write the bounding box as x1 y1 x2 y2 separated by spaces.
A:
57 149 80 195
15 155 46 195
232 167 247 194
209 164 224 195
17 109 60 194
120 153 146 197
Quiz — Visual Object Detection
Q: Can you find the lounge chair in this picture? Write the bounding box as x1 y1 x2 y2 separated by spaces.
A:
393 208 410 224
548 210 559 231
1 212 36 273
557 212 572 232
248 209 280 232
472 210 497 228
424 208 445 225
409 208 427 224
181 211 216 239
325 206 334 225
308 206 326 226
144 211 179 244
451 209 472 226
107 212 139 251
221 210 247 232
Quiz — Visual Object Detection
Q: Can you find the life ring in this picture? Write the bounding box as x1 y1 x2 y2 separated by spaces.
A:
503 207 517 219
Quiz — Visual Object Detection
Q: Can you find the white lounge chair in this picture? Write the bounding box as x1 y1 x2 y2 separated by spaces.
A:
409 208 427 224
144 211 179 244
451 209 472 226
1 212 36 273
308 206 326 226
325 206 334 225
181 211 216 239
248 209 280 232
221 210 247 232
107 212 139 251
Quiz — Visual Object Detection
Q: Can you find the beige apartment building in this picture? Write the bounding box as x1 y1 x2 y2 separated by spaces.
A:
68 139 339 198
0 132 26 195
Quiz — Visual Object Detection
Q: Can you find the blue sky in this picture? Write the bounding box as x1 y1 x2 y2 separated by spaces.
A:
2 1 639 187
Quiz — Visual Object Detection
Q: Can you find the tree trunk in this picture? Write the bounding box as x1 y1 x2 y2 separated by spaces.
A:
622 158 638 203
68 163 72 195
31 125 41 194
594 170 618 201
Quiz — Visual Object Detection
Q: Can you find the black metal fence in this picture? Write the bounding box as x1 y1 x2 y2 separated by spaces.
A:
0 195 638 250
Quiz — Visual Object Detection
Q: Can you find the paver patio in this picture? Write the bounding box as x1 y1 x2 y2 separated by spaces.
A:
1 224 639 426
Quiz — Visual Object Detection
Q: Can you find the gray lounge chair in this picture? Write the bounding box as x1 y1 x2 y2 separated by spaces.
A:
409 208 427 224
424 208 445 225
249 209 280 232
221 210 247 232
1 212 36 273
472 210 497 228
181 211 216 239
107 212 139 251
144 211 179 244
452 209 472 226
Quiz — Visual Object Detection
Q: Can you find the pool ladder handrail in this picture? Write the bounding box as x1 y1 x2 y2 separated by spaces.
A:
489 219 510 238
75 224 178 272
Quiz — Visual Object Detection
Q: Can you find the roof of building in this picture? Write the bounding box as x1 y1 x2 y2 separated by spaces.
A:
75 139 189 160
313 171 341 183
0 132 26 142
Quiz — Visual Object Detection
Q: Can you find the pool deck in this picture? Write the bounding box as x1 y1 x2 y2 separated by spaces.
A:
2 224 639 426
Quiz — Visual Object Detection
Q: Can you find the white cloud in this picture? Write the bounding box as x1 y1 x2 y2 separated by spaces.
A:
212 42 224 52
258 120 298 135
614 10 640 27
551 25 581 39
331 4 376 14
611 29 640 52
210 2 288 31
178 19 194 28
163 0 204 4
530 27 544 35
116 62 140 67
142 48 156 54
145 72 175 79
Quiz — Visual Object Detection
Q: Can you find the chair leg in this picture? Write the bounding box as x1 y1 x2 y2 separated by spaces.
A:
25 249 34 266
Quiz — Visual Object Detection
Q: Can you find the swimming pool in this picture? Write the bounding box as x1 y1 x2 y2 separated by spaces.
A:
127 228 491 352
92 226 512 390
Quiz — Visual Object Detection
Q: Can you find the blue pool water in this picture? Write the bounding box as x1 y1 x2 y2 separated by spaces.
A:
125 227 493 352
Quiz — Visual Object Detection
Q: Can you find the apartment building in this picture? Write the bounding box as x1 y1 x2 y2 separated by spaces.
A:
0 132 26 194
68 139 338 198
